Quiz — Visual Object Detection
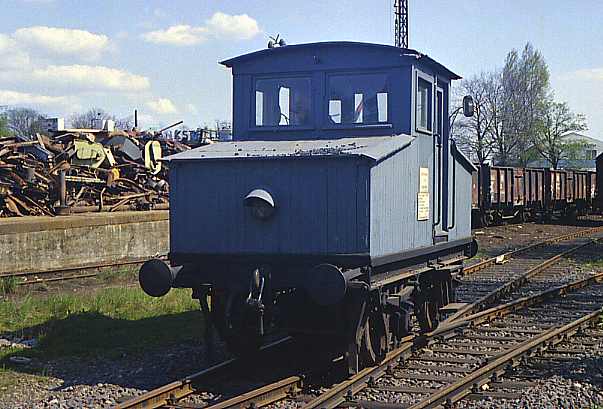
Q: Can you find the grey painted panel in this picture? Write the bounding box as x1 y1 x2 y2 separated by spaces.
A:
369 135 434 257
368 136 472 259
447 152 472 241
170 157 369 256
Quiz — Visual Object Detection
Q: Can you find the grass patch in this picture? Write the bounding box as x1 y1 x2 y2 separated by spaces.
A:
585 257 603 270
96 265 138 284
0 287 201 361
0 276 18 295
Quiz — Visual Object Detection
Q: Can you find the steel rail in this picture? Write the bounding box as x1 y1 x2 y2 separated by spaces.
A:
202 376 303 409
0 255 168 280
445 239 595 322
115 337 292 409
430 271 603 337
300 272 603 409
463 225 603 276
114 358 237 409
406 310 602 409
17 272 99 285
0 255 169 289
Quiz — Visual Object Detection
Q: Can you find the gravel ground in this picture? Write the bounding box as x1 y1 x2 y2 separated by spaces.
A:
472 217 603 259
2 222 603 408
0 339 229 408
456 376 603 409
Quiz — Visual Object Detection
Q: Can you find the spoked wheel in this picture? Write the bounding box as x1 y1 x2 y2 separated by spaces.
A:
359 310 390 366
211 292 262 355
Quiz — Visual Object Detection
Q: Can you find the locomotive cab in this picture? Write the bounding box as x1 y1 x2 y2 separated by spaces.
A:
140 42 477 373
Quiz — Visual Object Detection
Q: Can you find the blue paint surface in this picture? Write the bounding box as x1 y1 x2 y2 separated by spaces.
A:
169 41 474 264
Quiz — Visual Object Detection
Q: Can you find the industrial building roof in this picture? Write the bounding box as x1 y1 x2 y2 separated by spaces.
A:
165 135 414 163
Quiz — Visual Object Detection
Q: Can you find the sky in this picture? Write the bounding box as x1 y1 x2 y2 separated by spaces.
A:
0 0 602 138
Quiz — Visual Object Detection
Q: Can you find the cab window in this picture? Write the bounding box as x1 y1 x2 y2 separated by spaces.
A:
254 77 311 127
416 76 432 133
327 73 389 125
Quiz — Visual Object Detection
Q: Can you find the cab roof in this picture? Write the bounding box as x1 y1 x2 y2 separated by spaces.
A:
220 41 461 80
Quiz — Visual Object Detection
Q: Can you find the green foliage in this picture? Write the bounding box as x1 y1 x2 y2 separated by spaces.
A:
0 276 18 295
0 116 11 138
533 101 588 168
0 287 201 360
497 42 552 166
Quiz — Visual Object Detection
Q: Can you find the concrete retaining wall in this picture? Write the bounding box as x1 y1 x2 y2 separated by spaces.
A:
0 211 169 274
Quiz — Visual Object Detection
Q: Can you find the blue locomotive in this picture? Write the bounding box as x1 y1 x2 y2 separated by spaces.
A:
140 41 477 373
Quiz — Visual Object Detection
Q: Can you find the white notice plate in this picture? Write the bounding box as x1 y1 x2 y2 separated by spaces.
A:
417 192 429 221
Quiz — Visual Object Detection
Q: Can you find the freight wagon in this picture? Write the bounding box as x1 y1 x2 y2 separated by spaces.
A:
472 164 598 227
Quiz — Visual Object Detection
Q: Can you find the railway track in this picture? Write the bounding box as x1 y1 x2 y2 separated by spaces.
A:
114 227 603 409
300 273 603 409
0 255 167 287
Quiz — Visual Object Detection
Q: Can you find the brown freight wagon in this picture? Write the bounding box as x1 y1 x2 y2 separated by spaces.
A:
571 170 592 215
472 165 597 227
524 167 545 217
472 164 527 226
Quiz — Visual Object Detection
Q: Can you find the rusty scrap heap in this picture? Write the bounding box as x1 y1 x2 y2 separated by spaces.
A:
0 128 189 217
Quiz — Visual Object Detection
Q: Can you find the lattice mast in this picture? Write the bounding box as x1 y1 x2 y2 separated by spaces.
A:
394 0 409 48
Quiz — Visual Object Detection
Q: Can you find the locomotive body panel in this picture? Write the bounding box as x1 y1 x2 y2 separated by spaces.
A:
141 41 478 372
169 156 370 258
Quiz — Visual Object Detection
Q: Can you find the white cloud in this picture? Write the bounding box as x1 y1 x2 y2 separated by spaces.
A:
142 25 208 46
0 34 30 69
14 26 109 60
146 98 178 114
142 12 260 47
206 12 260 40
25 64 151 92
0 89 71 106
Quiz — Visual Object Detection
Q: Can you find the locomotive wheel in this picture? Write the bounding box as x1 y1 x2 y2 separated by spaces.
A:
416 297 439 333
438 276 456 305
211 292 262 355
518 210 527 223
359 311 389 366
390 309 411 343
480 212 493 227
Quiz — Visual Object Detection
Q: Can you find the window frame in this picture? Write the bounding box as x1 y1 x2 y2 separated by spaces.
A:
436 86 444 137
250 74 314 131
323 70 393 130
415 70 434 135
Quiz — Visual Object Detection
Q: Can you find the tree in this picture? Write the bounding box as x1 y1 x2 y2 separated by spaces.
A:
71 107 133 130
533 101 587 168
453 72 500 165
498 43 551 165
115 115 133 130
0 115 11 138
70 107 114 129
5 108 45 138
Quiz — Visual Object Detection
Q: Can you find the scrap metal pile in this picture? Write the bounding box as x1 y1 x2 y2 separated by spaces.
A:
0 128 189 217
